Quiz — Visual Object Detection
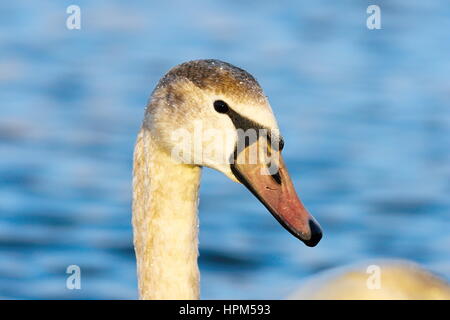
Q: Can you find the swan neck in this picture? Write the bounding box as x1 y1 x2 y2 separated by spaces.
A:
132 128 201 299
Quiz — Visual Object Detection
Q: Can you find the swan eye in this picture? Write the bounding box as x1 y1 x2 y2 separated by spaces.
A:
213 100 229 113
279 138 284 151
269 136 284 152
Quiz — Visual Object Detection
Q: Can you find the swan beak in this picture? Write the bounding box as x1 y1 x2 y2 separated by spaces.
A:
230 147 322 247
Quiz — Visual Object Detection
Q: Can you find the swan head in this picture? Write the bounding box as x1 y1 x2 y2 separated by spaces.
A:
144 59 322 247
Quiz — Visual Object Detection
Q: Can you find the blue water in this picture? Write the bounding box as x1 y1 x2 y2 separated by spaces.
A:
0 1 449 299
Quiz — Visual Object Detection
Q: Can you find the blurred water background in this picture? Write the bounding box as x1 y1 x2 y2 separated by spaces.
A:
0 0 449 299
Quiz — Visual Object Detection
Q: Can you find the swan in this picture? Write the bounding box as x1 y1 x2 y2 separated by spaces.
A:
288 259 450 299
132 59 450 300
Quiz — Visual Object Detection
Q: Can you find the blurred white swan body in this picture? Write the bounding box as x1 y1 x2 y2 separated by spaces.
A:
289 260 450 300
132 59 450 300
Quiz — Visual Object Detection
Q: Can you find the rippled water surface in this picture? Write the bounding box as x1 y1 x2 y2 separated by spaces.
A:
0 1 449 299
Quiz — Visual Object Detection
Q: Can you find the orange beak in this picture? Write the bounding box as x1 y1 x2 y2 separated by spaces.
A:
230 143 322 247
